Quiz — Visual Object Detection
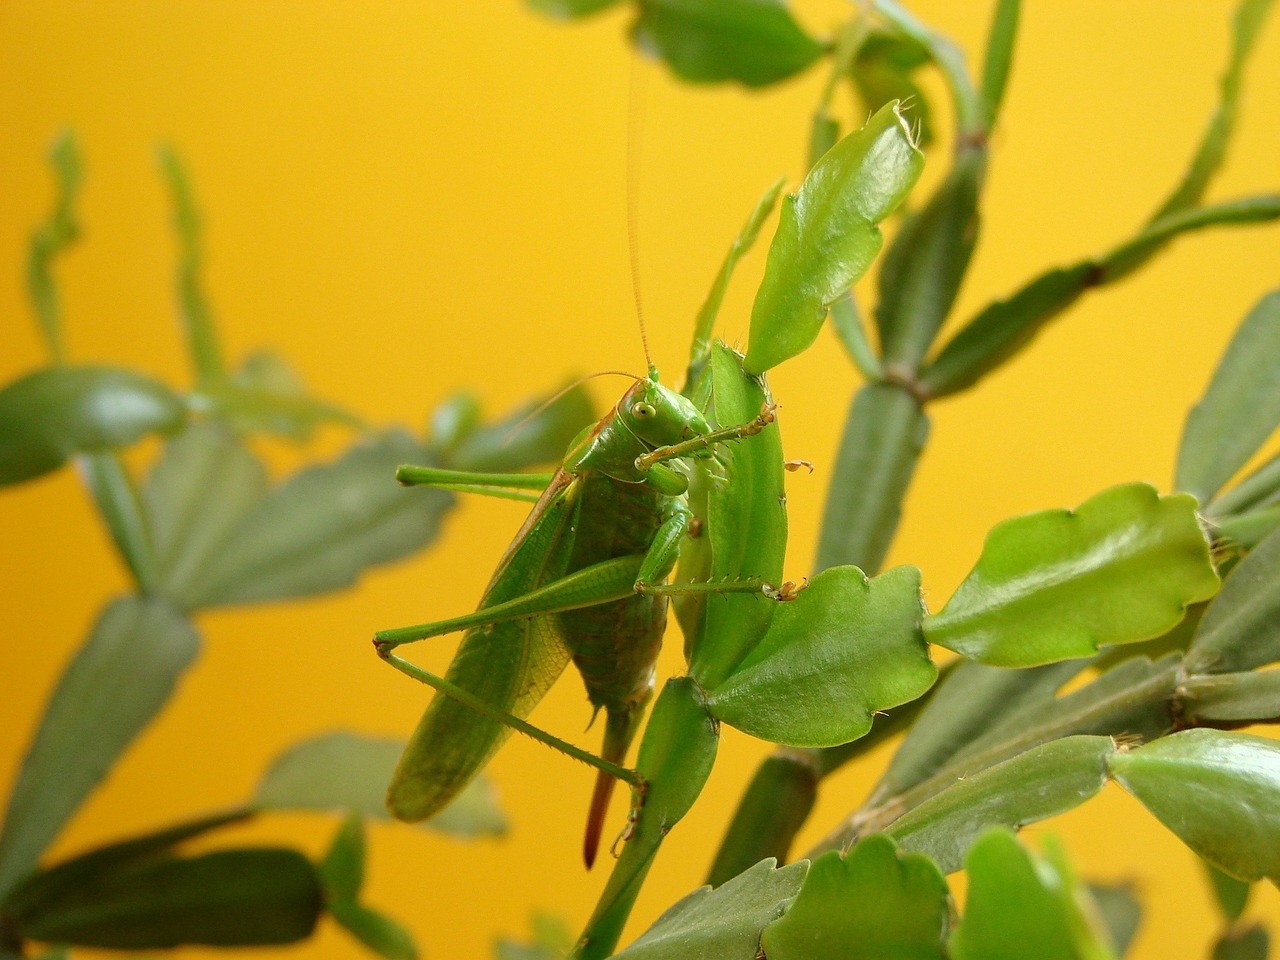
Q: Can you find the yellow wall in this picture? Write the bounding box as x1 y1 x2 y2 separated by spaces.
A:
1 1 1278 957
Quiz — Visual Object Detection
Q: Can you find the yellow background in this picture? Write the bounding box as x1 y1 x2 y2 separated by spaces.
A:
2 1 1279 957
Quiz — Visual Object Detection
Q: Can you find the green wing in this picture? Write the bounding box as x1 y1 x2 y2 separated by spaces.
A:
387 472 582 821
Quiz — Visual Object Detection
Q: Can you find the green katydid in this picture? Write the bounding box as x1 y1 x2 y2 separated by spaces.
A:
373 361 788 867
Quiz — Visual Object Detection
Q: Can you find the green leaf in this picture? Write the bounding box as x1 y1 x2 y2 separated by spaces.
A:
1212 925 1270 960
612 858 808 960
814 381 928 574
254 731 507 838
0 597 200 900
920 198 1280 399
447 381 595 473
745 103 924 374
886 735 1114 875
979 0 1020 128
329 900 419 960
684 345 787 689
1211 451 1280 517
199 351 363 440
760 837 949 960
1087 882 1142 957
142 423 270 609
318 813 364 902
1179 671 1280 725
12 848 321 948
875 146 985 373
630 0 823 88
1108 729 1280 884
949 829 1117 960
183 430 451 607
850 31 936 149
1176 291 1280 504
925 483 1220 667
705 565 935 747
528 0 623 18
26 131 82 363
1148 0 1274 221
157 144 226 385
1204 859 1252 923
0 366 186 486
686 178 785 385
80 452 160 593
1186 527 1280 674
495 913 574 960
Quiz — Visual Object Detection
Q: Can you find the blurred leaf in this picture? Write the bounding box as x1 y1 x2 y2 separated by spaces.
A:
1212 925 1270 960
254 731 507 838
875 146 984 373
1149 0 1274 221
612 858 808 960
1186 527 1280 674
745 103 924 374
429 392 482 458
13 848 321 948
156 144 226 385
631 0 822 88
760 837 949 959
850 31 936 149
706 565 935 747
949 829 1117 960
979 0 1020 128
0 597 200 900
686 178 785 385
684 346 786 688
1204 859 1252 923
448 382 595 473
0 366 186 486
318 813 364 903
1176 291 1280 504
183 430 451 607
329 900 419 960
528 0 623 17
886 735 1114 875
921 198 1280 399
80 452 159 593
26 131 82 362
1179 670 1280 725
1109 729 1280 883
1210 451 1280 517
925 484 1219 667
495 913 574 960
142 423 270 609
200 351 363 440
1087 882 1142 957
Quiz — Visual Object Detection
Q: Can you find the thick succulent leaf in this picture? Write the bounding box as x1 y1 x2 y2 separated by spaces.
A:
1176 291 1280 504
1212 925 1270 960
886 735 1115 875
815 382 928 574
874 147 985 373
27 131 81 362
446 382 595 473
921 199 1280 399
745 103 924 374
80 452 160 593
142 423 270 609
330 900 418 960
612 858 807 960
495 913 575 960
1212 451 1280 517
949 830 1117 960
705 565 935 746
630 0 822 88
979 0 1020 128
1179 671 1280 725
0 366 186 486
1205 859 1252 923
1109 730 1280 884
0 597 200 899
1186 527 1280 674
183 431 451 607
254 731 506 838
684 345 786 689
528 0 623 16
872 0 982 134
200 351 362 440
12 848 321 948
760 837 949 960
318 813 364 902
1087 882 1142 957
925 483 1219 667
850 32 936 149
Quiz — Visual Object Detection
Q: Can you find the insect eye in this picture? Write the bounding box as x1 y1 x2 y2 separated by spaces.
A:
632 402 656 419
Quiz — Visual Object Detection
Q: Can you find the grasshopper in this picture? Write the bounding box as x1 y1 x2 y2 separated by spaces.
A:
373 362 781 867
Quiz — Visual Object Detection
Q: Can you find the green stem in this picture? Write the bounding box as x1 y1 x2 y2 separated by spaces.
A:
78 453 160 595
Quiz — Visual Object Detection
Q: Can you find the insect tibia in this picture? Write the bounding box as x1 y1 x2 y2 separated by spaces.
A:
640 576 785 599
634 401 778 472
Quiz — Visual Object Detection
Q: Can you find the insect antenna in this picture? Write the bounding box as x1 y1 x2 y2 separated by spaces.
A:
502 370 643 446
627 53 655 376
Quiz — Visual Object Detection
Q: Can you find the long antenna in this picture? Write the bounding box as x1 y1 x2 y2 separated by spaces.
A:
503 370 644 445
627 53 654 372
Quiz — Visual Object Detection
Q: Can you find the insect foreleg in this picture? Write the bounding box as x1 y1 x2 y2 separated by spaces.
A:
381 651 645 788
634 401 777 472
